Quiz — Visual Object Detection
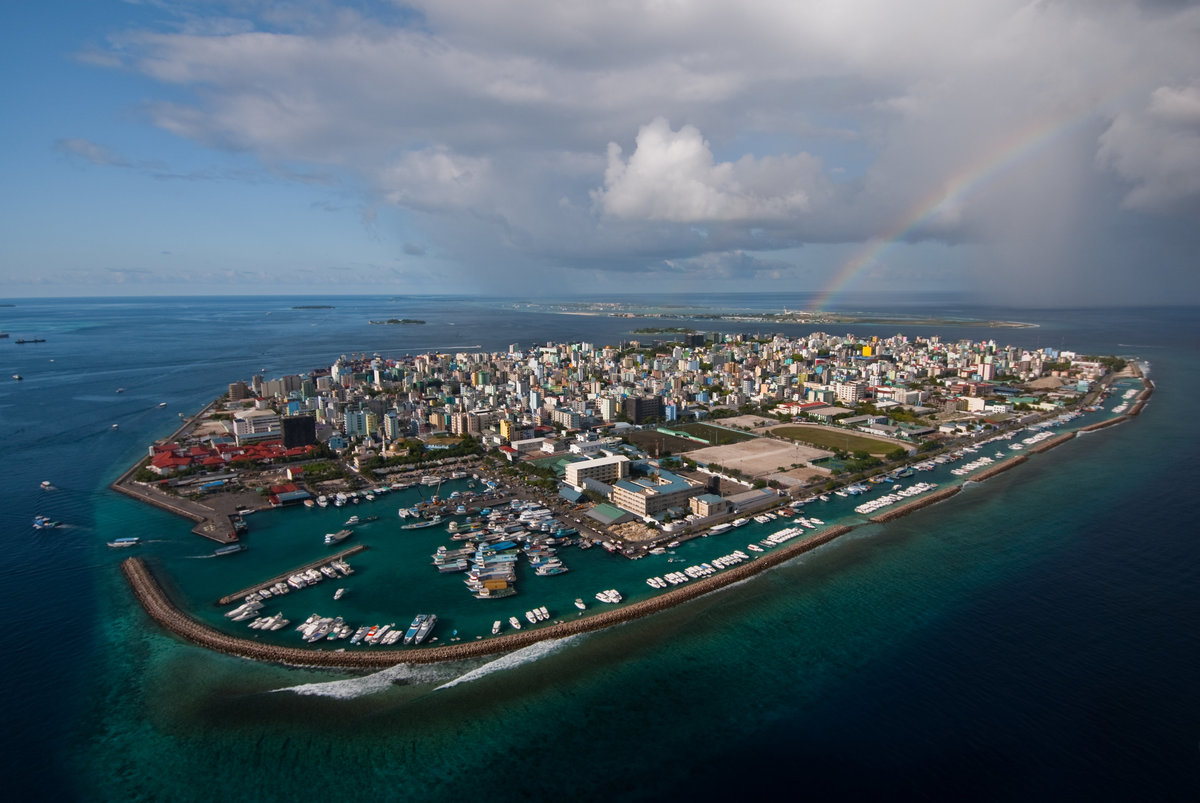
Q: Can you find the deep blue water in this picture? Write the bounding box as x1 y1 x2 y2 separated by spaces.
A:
1 295 1197 802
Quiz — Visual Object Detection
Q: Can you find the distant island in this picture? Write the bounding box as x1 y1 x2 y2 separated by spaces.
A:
292 305 334 309
502 301 1035 329
633 326 699 334
369 318 426 325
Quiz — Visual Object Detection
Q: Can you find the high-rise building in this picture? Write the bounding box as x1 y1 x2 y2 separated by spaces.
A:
623 395 664 424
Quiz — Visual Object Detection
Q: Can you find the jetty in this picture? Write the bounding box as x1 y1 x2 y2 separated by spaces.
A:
217 545 367 606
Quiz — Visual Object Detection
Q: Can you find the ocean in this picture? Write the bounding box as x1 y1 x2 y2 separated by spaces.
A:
2 295 1197 802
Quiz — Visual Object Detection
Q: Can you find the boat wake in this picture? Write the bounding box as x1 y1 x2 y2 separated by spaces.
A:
275 662 453 699
435 635 582 691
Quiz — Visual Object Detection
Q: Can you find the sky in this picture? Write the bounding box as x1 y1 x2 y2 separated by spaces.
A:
1 0 1198 305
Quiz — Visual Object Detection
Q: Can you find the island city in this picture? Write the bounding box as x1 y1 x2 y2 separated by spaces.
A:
109 326 1149 669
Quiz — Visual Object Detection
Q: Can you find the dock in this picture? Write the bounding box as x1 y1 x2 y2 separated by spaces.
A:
217 544 367 606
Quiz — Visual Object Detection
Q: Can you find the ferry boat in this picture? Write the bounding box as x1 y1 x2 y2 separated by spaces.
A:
107 537 140 548
325 529 353 545
213 543 245 556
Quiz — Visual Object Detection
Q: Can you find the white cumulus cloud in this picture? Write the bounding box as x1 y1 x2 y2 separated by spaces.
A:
593 118 824 223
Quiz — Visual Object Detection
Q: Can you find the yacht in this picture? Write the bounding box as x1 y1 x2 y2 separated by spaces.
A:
324 529 353 545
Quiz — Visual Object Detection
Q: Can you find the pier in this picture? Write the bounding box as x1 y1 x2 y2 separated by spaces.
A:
217 544 368 606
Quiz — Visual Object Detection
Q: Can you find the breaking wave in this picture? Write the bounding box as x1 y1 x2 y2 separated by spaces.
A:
435 635 582 691
274 661 455 699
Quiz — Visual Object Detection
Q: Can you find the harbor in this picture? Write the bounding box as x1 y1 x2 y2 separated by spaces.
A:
122 522 856 668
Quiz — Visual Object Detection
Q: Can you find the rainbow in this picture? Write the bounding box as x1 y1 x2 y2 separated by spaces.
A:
810 111 1087 312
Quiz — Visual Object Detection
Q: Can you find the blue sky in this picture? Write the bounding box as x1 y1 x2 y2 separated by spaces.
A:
2 1 1198 304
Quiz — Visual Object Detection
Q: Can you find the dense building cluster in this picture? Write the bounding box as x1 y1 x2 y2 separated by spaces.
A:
217 332 1102 457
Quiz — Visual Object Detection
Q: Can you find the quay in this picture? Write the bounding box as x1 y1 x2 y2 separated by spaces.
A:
122 523 856 670
216 544 367 606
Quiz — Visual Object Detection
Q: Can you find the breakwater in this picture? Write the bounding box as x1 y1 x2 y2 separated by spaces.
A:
122 524 855 670
1078 416 1129 433
971 455 1028 481
1029 433 1075 454
868 486 961 524
216 544 368 606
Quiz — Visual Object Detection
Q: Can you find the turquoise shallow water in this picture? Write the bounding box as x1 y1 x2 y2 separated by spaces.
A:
3 296 1197 801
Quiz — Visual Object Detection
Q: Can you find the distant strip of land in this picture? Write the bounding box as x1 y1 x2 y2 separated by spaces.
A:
504 302 1036 329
